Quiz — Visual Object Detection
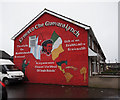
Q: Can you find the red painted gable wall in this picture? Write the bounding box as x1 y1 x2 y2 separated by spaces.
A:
14 13 88 86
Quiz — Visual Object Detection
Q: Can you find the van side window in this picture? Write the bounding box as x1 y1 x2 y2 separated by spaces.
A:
0 65 2 72
2 65 6 73
4 65 9 71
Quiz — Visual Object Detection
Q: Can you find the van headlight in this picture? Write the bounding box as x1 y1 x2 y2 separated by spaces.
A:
11 75 15 77
7 74 13 78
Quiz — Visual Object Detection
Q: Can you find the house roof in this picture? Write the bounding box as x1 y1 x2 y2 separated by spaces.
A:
88 48 97 57
11 8 90 40
0 50 13 61
0 50 10 59
88 28 106 60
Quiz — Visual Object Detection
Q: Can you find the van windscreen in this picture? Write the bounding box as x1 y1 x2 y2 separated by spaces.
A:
4 65 19 71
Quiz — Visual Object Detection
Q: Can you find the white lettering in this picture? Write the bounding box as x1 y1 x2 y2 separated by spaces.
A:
45 21 50 26
65 24 71 31
19 21 80 43
35 24 38 29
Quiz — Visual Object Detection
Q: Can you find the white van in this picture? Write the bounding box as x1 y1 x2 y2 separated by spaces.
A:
0 59 24 85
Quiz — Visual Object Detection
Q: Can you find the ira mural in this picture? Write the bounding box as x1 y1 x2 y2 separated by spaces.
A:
13 13 88 86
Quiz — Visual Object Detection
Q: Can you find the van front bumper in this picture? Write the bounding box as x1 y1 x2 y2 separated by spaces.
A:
9 77 24 82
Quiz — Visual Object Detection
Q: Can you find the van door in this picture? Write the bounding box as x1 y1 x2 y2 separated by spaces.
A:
1 66 7 80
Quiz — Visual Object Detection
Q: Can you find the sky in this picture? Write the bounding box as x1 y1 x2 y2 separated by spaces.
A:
0 0 119 63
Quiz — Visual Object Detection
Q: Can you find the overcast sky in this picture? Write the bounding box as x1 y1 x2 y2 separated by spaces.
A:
0 0 119 63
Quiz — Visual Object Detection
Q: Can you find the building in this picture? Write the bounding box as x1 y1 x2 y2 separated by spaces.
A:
88 29 106 76
11 9 106 86
0 50 13 61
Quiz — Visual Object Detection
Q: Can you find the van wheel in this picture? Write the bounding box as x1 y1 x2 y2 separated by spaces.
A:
3 78 9 85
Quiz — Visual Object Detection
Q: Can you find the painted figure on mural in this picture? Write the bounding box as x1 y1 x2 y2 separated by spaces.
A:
42 39 53 55
22 59 30 81
22 59 29 74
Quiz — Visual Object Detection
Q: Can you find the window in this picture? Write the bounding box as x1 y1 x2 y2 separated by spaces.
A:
97 62 99 72
97 47 98 53
29 35 36 47
4 65 19 71
88 36 91 47
2 65 6 73
92 41 94 50
0 65 2 72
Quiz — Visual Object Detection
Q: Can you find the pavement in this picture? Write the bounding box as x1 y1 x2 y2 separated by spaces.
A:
98 75 120 78
6 83 120 99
